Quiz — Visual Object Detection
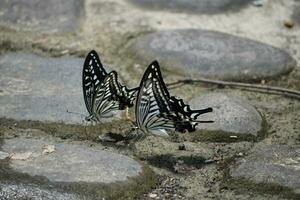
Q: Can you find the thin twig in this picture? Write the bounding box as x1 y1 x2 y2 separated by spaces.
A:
166 78 300 100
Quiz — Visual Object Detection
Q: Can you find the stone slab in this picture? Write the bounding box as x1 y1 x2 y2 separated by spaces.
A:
0 52 120 124
189 92 263 136
230 144 300 195
0 136 153 199
0 0 83 33
3 137 141 183
130 29 296 82
128 0 253 14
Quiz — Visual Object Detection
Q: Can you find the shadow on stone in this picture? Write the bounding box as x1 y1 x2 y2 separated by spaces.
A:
146 153 208 173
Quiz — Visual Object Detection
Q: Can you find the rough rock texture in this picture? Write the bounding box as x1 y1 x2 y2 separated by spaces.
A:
0 151 9 160
0 0 84 32
128 0 253 14
230 144 300 195
189 93 263 136
0 183 80 200
130 29 296 81
293 3 300 24
0 52 120 124
0 136 154 199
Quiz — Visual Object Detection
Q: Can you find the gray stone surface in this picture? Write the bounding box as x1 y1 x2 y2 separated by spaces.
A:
189 93 262 136
128 0 253 14
131 29 296 81
0 0 83 33
0 151 9 160
293 3 300 24
2 137 142 183
0 52 119 124
230 144 300 194
0 136 151 199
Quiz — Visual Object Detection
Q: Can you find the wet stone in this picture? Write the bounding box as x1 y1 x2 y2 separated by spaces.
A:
0 52 119 124
0 0 83 33
128 0 253 14
0 137 151 199
131 29 296 81
230 144 300 195
189 93 263 137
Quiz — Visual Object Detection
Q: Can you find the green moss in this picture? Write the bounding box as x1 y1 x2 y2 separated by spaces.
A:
255 110 270 140
0 117 133 142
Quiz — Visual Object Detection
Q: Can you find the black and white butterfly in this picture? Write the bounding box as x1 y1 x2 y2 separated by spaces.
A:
135 61 213 137
82 50 138 122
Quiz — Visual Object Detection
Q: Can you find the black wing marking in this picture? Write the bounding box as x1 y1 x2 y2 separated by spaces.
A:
136 61 213 134
108 71 139 110
169 96 213 132
136 61 176 133
82 50 108 115
82 50 140 120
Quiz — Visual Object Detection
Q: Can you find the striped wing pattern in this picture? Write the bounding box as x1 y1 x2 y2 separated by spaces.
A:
92 74 120 120
136 61 176 135
108 71 139 109
82 50 108 116
82 50 139 121
136 61 213 136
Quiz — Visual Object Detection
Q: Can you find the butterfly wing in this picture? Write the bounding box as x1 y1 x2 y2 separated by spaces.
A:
108 71 139 109
136 60 213 134
82 50 108 115
169 96 213 132
136 61 175 135
92 72 120 119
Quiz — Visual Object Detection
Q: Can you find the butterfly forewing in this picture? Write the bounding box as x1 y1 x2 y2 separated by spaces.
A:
136 61 175 132
92 73 120 119
82 50 108 115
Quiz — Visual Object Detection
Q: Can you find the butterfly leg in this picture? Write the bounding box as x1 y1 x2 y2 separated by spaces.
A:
125 107 134 122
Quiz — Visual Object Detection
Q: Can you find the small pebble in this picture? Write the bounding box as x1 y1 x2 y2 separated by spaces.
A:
178 144 186 151
237 152 244 157
284 20 294 28
149 193 158 198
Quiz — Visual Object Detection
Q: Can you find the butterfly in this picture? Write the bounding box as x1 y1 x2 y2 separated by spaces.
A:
82 50 138 122
135 60 213 137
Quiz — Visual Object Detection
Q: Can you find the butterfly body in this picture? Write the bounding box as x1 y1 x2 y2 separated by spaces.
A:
135 61 213 137
82 50 138 121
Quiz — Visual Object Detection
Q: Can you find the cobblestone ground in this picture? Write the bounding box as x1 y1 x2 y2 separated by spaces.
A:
0 0 299 199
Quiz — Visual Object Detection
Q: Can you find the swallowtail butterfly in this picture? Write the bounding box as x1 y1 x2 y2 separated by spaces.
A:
82 50 138 121
135 61 213 137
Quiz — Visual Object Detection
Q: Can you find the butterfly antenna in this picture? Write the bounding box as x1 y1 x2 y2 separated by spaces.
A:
66 109 87 118
194 120 214 123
